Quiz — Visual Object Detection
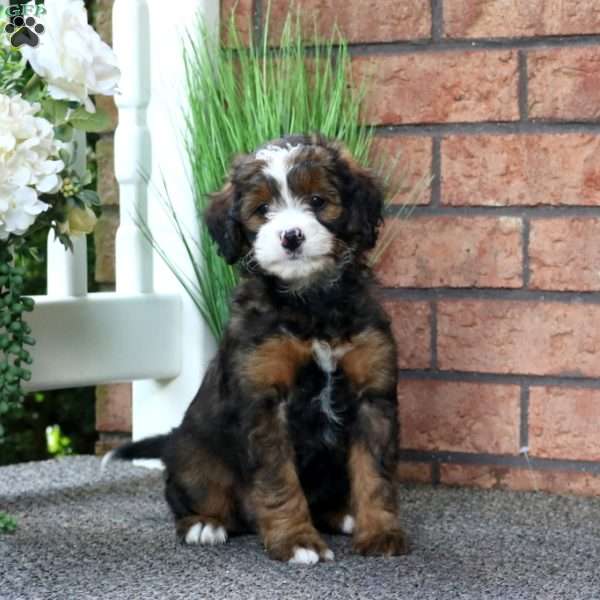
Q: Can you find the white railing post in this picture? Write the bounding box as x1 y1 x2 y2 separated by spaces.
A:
46 235 87 297
113 0 153 294
46 129 88 298
112 0 220 456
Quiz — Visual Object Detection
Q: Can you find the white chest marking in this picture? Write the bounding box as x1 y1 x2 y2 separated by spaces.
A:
311 340 351 428
311 340 351 372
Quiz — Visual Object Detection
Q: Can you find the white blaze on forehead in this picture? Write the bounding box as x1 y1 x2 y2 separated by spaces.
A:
254 205 334 280
255 144 302 207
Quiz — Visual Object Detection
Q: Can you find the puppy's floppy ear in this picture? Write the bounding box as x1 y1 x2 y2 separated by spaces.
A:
204 180 247 264
339 148 384 251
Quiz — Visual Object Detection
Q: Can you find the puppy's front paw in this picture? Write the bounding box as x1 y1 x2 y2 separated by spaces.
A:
353 528 409 557
267 531 334 565
289 546 334 565
184 522 228 545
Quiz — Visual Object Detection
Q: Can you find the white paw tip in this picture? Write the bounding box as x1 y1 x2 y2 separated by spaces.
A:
289 547 320 565
200 524 228 545
185 523 203 545
323 549 335 561
341 515 355 534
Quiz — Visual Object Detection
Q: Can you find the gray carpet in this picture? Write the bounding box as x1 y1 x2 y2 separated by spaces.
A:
1 457 599 600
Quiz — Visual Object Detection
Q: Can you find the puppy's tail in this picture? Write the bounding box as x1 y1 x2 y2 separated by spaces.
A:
101 433 169 472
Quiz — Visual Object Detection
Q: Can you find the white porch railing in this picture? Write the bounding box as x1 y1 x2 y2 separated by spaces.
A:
23 0 219 448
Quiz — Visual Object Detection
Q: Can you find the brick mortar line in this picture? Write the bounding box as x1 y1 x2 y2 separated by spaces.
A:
518 50 528 121
99 204 120 218
250 34 600 59
430 137 441 207
374 121 600 136
381 286 600 303
97 431 131 442
347 34 600 56
519 385 529 450
397 368 600 390
429 300 438 369
399 449 600 475
383 205 600 218
253 0 263 47
522 218 531 287
431 0 443 43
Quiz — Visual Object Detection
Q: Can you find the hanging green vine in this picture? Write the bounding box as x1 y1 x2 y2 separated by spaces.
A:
0 243 35 426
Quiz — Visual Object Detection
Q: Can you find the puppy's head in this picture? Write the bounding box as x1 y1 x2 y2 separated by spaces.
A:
205 135 383 282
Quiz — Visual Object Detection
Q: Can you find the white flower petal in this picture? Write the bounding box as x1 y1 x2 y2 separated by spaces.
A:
21 0 120 111
0 93 63 235
12 166 34 187
0 134 16 152
37 173 61 194
0 185 47 237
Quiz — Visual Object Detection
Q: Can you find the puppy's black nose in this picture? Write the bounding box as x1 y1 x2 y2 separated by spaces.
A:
280 228 304 251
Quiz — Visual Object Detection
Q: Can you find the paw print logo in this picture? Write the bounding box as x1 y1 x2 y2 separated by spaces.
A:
4 16 45 48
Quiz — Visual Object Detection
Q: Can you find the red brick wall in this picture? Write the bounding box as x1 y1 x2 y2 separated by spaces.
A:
96 0 600 495
247 0 600 496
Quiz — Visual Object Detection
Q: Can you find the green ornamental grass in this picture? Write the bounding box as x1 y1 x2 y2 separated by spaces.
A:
142 11 425 340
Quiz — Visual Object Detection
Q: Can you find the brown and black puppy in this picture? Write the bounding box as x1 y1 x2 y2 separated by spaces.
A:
105 134 408 564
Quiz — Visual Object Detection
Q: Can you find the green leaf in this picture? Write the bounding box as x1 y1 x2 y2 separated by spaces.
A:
46 425 73 456
55 124 74 142
59 148 73 166
77 189 100 207
22 297 35 310
81 170 93 186
68 107 111 132
27 247 41 263
40 98 70 125
21 73 42 102
0 512 17 534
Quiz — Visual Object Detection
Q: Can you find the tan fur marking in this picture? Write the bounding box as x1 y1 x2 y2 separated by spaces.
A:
349 442 408 556
349 443 397 533
240 182 273 231
340 329 396 392
287 162 343 221
175 447 237 531
318 198 343 222
243 336 313 390
251 460 328 560
247 405 331 561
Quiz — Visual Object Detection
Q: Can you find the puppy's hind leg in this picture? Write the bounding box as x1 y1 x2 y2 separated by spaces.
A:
165 446 237 546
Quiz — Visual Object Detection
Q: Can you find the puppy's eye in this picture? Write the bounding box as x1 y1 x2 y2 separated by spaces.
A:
309 195 326 209
254 203 270 217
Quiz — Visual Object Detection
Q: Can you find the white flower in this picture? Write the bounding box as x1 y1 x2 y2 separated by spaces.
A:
0 183 49 240
0 93 63 239
0 93 64 191
20 0 120 113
